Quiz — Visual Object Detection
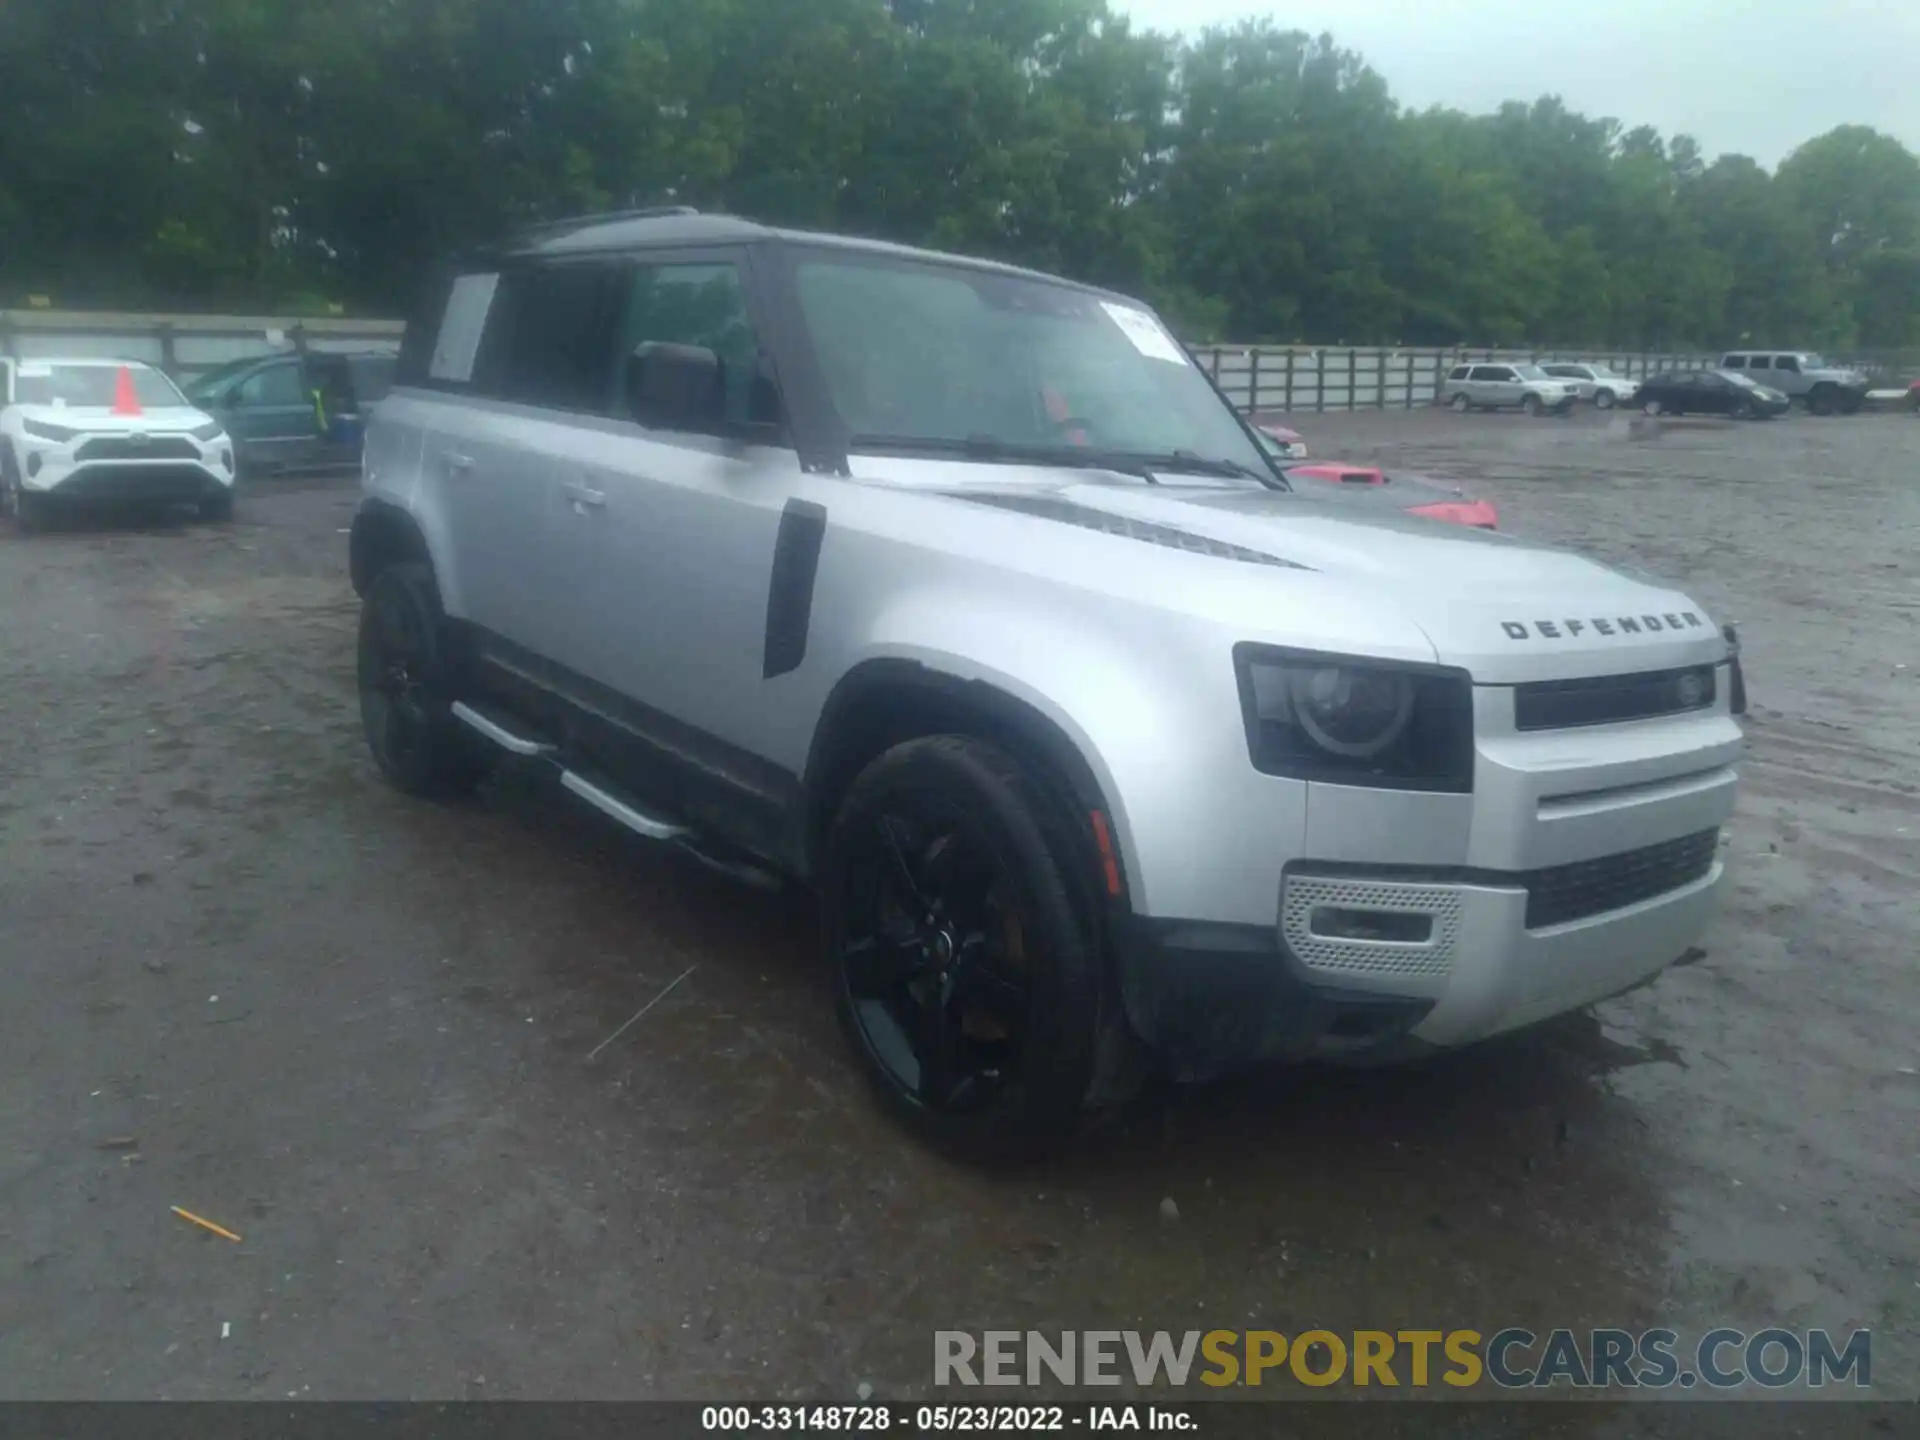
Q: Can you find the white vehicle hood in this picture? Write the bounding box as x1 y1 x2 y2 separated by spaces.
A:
920 470 1728 684
7 403 217 434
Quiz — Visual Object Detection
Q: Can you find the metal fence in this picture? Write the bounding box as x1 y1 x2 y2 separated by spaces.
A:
1189 346 1725 416
0 309 404 387
1191 344 1918 416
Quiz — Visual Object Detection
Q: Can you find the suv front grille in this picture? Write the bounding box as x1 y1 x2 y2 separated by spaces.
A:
1524 829 1719 929
1514 665 1716 731
74 435 199 462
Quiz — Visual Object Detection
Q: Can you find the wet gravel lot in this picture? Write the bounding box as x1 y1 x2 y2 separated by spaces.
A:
1 407 1916 1428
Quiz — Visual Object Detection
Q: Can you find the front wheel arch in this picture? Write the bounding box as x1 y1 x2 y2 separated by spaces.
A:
801 660 1125 902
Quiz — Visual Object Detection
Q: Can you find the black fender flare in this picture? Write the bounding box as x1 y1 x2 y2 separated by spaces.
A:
798 658 1128 901
348 496 432 597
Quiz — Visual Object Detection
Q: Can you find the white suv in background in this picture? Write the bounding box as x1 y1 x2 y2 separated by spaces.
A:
1440 363 1578 416
1540 363 1639 410
0 358 237 531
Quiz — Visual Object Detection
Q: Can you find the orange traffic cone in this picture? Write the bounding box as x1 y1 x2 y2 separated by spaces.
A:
111 364 143 416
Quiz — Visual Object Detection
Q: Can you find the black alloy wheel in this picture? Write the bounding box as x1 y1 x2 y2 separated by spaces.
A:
824 736 1119 1159
356 562 492 797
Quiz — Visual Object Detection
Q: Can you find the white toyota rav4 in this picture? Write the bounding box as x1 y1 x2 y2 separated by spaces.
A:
1 357 237 531
349 208 1747 1157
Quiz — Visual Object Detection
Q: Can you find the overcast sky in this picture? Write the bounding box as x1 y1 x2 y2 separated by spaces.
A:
1114 0 1920 170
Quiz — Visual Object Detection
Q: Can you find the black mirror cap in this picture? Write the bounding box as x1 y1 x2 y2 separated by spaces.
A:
627 341 723 429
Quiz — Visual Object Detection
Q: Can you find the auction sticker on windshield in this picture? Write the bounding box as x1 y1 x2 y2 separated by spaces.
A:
1100 301 1189 365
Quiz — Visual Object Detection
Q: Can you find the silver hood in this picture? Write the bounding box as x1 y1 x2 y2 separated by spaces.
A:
915 469 1728 685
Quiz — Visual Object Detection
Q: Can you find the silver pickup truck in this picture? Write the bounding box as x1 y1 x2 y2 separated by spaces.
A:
349 208 1746 1157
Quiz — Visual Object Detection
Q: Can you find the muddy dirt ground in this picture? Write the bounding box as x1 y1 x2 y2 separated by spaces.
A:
1 409 1916 1429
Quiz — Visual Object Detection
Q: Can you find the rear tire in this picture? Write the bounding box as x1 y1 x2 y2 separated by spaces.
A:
356 561 494 798
1448 393 1470 413
823 735 1127 1162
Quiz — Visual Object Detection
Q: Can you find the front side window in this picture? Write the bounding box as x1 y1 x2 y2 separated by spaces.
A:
612 263 764 425
15 362 185 408
792 254 1264 470
1745 356 1770 370
1475 366 1515 381
1778 355 1807 373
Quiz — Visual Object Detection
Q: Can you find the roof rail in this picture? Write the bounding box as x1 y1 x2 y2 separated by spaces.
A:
514 206 701 243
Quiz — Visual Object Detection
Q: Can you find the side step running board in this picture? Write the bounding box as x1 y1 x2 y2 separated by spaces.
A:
560 770 689 842
452 701 555 757
451 696 777 887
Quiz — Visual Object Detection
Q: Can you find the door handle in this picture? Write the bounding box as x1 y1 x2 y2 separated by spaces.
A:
442 452 474 475
563 482 606 510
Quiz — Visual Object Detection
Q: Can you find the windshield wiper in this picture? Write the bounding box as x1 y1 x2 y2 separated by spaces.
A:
1112 449 1282 488
847 434 1281 489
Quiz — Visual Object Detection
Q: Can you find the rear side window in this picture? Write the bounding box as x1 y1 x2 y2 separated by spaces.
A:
431 273 502 384
236 361 307 407
489 263 624 412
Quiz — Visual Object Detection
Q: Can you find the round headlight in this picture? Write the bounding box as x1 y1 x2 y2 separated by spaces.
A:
1286 666 1416 758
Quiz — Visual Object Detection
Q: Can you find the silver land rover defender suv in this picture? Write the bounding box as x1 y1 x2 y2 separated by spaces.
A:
350 208 1746 1156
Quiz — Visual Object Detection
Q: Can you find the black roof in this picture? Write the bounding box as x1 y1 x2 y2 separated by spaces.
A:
503 206 1130 301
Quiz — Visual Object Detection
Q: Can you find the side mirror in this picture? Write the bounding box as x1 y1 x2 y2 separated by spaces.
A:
626 342 723 431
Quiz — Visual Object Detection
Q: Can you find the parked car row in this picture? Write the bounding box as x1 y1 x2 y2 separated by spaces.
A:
1439 349 1876 420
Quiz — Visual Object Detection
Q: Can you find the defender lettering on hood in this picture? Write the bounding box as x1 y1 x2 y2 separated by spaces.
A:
1502 613 1706 640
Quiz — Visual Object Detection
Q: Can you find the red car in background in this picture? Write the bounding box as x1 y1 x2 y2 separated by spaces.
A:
1249 422 1500 529
1284 462 1500 530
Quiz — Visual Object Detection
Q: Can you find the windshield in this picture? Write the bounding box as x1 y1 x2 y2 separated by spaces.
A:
1798 354 1827 370
1715 369 1760 389
791 254 1266 473
1513 364 1551 381
17 363 187 408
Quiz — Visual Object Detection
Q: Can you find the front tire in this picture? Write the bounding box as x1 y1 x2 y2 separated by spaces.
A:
823 736 1119 1161
2 453 46 535
199 489 235 523
356 562 494 798
1521 393 1542 417
1807 385 1838 417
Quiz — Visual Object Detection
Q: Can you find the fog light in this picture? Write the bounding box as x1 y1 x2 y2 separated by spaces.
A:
26 452 42 478
1309 907 1434 944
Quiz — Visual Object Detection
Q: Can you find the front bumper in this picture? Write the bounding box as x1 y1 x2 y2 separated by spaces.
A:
21 450 234 505
1118 841 1724 1079
1114 666 1743 1080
